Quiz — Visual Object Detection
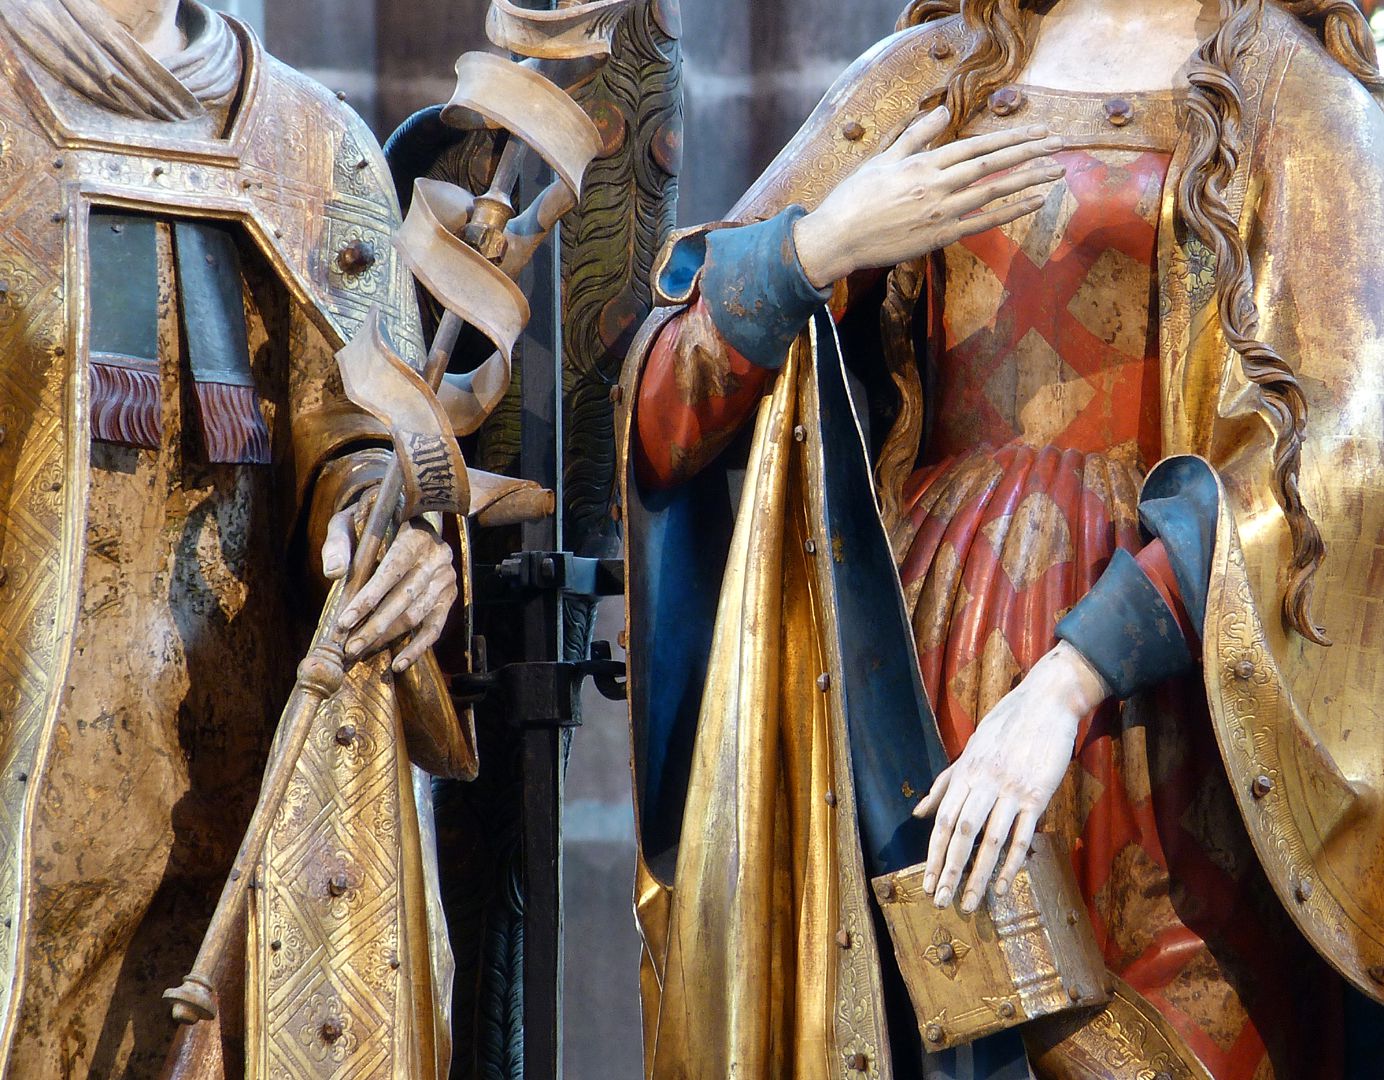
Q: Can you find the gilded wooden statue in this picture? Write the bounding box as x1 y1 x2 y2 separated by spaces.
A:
0 0 486 1075
618 0 1384 1077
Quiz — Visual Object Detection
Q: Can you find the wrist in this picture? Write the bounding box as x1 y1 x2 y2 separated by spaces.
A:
792 209 848 289
1050 641 1111 714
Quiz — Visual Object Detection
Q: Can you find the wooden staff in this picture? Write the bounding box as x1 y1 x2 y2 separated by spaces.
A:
164 311 465 1023
166 91 539 1028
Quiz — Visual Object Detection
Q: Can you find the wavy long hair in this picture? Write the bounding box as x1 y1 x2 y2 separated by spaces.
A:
887 0 1380 643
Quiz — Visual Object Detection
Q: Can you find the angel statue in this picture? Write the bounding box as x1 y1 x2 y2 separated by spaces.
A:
618 1 1384 1078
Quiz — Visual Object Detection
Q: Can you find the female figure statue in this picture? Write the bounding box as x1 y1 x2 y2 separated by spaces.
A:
619 1 1384 1077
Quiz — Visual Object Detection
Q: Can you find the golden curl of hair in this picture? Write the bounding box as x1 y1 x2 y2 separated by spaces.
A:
879 0 1381 643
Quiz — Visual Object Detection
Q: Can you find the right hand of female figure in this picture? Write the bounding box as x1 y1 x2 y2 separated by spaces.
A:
792 106 1066 289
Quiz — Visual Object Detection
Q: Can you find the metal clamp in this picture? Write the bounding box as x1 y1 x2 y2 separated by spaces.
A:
478 550 624 600
453 639 626 726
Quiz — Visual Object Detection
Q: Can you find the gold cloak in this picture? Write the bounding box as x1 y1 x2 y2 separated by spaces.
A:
0 9 465 1077
618 6 1384 1077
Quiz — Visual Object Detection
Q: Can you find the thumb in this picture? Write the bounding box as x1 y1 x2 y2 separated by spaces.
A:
321 507 356 580
913 767 952 819
880 105 950 163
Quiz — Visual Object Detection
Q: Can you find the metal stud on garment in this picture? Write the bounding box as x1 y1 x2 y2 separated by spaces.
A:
337 239 378 276
1104 98 1134 127
988 87 1025 117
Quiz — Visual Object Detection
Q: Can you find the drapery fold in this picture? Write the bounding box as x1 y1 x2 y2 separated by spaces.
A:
0 0 240 121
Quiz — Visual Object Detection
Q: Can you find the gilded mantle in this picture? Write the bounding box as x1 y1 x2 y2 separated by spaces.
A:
0 12 444 1075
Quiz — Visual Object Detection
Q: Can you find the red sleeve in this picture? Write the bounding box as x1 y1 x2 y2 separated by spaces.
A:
633 268 886 492
633 298 773 491
1135 539 1200 649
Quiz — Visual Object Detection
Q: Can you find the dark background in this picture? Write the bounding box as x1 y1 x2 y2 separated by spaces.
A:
216 0 909 221
205 1 909 1074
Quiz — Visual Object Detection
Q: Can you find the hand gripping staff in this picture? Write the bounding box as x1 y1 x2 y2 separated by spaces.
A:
163 0 636 1025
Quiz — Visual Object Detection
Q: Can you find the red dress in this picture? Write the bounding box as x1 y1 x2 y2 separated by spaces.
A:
635 87 1339 1079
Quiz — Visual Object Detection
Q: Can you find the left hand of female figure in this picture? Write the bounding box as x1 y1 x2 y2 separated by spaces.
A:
321 503 459 673
912 641 1110 913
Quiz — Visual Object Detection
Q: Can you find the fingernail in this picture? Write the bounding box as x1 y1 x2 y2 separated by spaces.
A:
923 872 937 894
1027 124 1048 137
962 891 979 913
393 658 409 673
1043 135 1063 149
995 878 1009 897
1046 165 1065 178
935 887 952 908
347 638 365 657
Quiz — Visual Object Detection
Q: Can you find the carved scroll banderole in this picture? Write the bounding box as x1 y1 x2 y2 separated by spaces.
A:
164 87 569 1039
162 310 467 1025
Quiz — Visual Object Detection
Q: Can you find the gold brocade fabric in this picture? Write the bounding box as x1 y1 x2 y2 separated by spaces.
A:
0 11 454 1079
622 328 895 1080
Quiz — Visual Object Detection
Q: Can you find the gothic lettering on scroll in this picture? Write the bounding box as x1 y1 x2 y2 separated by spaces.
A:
402 431 464 513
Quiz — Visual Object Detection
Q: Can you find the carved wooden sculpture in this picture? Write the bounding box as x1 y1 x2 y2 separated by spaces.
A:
385 3 682 1075
619 1 1384 1078
0 0 625 1076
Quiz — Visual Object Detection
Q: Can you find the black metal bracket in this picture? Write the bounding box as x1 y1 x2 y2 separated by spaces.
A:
453 640 626 728
475 551 624 603
458 550 628 727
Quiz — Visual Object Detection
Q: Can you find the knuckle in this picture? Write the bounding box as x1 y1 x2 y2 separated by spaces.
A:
957 818 975 838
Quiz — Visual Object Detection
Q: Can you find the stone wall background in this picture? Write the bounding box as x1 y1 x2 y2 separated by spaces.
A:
218 0 909 219
207 1 908 1074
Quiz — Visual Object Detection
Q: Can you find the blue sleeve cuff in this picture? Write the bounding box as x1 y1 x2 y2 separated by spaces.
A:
1055 456 1220 700
1056 548 1195 700
699 205 832 370
1138 456 1218 630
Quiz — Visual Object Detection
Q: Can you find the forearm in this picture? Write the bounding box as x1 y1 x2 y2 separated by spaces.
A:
633 301 774 490
635 206 832 490
1056 456 1218 699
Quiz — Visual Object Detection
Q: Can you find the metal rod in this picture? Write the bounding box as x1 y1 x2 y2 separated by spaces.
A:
519 144 565 1080
163 312 465 1023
